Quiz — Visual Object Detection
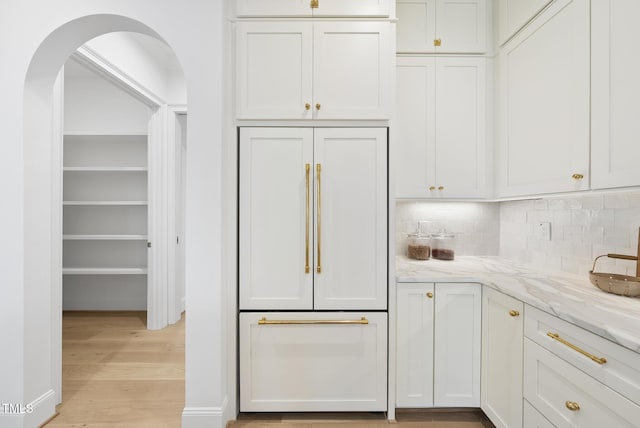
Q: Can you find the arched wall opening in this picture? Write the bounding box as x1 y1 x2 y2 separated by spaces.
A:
2 6 229 427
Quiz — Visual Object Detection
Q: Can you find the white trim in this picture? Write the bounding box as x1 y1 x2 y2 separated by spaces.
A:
73 47 164 108
51 68 64 406
24 389 56 428
182 397 230 428
166 106 183 325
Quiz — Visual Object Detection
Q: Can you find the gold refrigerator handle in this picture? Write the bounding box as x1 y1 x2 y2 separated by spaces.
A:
305 164 310 274
259 317 368 325
316 163 322 273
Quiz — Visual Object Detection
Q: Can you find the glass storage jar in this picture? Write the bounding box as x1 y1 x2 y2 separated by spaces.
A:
430 231 457 260
407 231 431 260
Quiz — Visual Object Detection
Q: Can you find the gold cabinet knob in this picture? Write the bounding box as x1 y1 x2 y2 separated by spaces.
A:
429 186 436 191
509 310 520 317
315 103 321 110
305 103 311 110
426 292 433 298
565 401 580 411
438 186 444 190
434 38 442 47
572 173 584 180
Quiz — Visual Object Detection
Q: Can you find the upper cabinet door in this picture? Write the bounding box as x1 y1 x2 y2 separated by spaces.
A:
496 0 590 197
236 0 390 17
236 22 313 120
313 128 387 310
397 0 437 53
497 0 553 45
396 0 486 53
313 22 391 120
436 0 486 53
239 128 314 310
591 0 640 190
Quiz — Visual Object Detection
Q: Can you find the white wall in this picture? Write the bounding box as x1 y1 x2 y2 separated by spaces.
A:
85 32 187 104
500 191 640 276
0 2 227 428
64 66 151 133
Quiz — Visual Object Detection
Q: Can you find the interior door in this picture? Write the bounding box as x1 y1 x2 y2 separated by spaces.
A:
239 128 314 310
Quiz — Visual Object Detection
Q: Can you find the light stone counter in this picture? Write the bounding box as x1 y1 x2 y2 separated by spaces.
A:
396 255 640 354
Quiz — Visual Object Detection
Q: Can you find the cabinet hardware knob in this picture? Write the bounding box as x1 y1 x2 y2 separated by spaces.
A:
572 173 584 180
438 186 444 190
565 401 580 411
305 103 311 110
509 310 520 317
429 186 436 191
310 0 319 8
434 38 442 47
426 292 433 298
315 103 321 110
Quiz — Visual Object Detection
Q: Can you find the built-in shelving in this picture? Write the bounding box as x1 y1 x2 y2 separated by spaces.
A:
62 133 149 311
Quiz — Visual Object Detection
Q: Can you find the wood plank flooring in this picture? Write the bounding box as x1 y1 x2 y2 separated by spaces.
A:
46 311 185 428
47 311 493 428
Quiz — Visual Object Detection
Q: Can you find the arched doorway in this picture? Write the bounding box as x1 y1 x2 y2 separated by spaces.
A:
3 7 229 427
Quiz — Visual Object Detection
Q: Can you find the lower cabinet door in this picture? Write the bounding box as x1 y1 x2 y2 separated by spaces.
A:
240 312 388 412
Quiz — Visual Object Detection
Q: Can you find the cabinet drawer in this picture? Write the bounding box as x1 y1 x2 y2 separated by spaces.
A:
523 399 555 428
525 305 640 405
240 312 387 412
524 338 640 427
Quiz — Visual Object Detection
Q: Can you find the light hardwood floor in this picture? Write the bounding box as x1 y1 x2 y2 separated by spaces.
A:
47 311 185 427
47 311 493 428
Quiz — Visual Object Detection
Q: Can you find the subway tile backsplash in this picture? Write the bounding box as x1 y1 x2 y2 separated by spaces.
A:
396 191 640 277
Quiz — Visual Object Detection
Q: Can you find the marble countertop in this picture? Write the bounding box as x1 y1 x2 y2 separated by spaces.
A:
396 255 640 354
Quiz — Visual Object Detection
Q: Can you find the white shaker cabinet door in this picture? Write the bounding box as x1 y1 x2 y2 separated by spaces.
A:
436 0 486 53
312 0 390 17
313 128 387 310
240 312 388 412
236 0 390 17
397 0 437 53
239 128 314 310
396 283 435 408
481 287 524 428
591 0 640 190
313 22 391 120
236 22 313 119
497 0 590 197
433 283 481 407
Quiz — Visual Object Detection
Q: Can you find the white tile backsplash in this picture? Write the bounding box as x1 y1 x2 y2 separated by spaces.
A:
396 190 640 277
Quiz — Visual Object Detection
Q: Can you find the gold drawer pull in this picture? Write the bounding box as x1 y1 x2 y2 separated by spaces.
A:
305 163 311 274
259 317 368 325
572 173 584 180
547 332 607 365
305 103 311 110
565 401 580 411
426 292 433 298
509 310 520 317
434 38 442 47
429 186 436 191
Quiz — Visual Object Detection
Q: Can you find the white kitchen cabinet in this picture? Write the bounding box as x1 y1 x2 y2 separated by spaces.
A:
591 0 640 190
523 305 640 427
240 311 388 412
396 283 435 407
62 134 149 310
236 21 391 120
396 282 481 408
396 56 488 199
481 287 524 428
397 0 486 53
235 0 390 17
497 0 553 45
239 127 387 310
496 0 590 197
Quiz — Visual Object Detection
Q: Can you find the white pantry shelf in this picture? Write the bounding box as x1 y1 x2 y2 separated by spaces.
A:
63 201 148 206
62 267 148 275
63 166 148 172
63 234 148 241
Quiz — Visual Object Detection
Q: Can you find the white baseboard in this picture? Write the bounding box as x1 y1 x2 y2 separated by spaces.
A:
182 397 230 428
0 389 57 428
